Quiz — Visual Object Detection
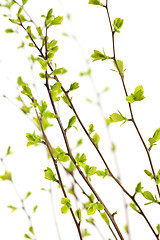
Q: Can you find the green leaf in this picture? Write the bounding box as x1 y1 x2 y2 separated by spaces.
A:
96 202 104 211
156 224 160 234
85 165 97 176
91 50 110 61
142 191 156 202
144 169 154 180
135 182 143 195
6 146 13 156
92 133 100 146
113 60 125 76
29 226 34 235
22 0 28 5
88 0 102 5
148 128 160 147
26 132 43 146
0 171 12 181
109 111 127 124
61 198 71 214
82 228 91 237
24 192 31 200
38 101 47 116
33 205 38 213
75 208 82 222
68 116 76 129
87 203 97 215
21 83 33 99
126 85 145 103
52 68 67 75
5 28 14 33
88 124 95 134
61 205 69 214
44 167 57 182
7 205 17 213
100 212 110 225
76 138 83 147
96 169 108 178
80 68 91 77
130 202 139 213
24 234 31 239
69 82 79 91
38 58 47 71
51 82 62 91
113 18 124 33
51 16 63 25
61 94 71 107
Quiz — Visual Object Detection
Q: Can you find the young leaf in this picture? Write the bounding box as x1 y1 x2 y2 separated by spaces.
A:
6 146 13 156
157 224 160 234
142 191 156 202
88 0 102 5
7 205 17 213
96 169 108 178
52 68 67 75
126 85 145 103
24 192 31 200
61 198 71 214
144 169 154 180
82 228 91 237
0 171 12 181
26 132 43 146
113 60 125 76
33 205 38 213
24 234 31 239
96 202 104 211
44 167 57 182
29 226 34 235
148 128 160 148
135 182 143 195
87 203 97 215
50 16 63 25
113 18 124 33
130 202 139 213
109 111 127 124
22 0 28 5
91 50 110 61
100 212 110 225
75 208 82 222
69 82 79 91
92 133 100 146
88 124 95 134
67 116 76 129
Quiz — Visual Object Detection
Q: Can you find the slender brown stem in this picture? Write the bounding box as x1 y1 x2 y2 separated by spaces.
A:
18 19 158 239
105 0 160 198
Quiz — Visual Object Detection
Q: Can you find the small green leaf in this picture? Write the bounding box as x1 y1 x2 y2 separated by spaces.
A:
29 226 34 235
113 60 125 76
87 203 97 215
96 202 104 211
22 0 28 5
82 228 91 237
69 82 79 91
68 116 76 129
85 165 97 176
96 169 108 178
24 234 31 239
5 28 14 33
135 182 143 195
76 138 83 147
100 212 110 225
126 85 145 103
130 202 139 213
44 167 57 182
6 146 13 156
0 171 12 181
51 82 62 91
142 191 156 202
24 192 31 200
148 128 160 148
26 132 43 146
113 18 124 33
61 94 71 107
88 124 95 134
33 205 38 213
91 50 110 61
50 16 63 25
52 68 67 75
7 205 17 213
92 133 100 146
61 198 71 214
88 0 102 5
156 224 160 234
21 83 33 99
75 208 82 222
144 169 154 180
109 111 127 124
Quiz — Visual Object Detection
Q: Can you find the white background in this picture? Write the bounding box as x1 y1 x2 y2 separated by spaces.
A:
0 0 160 239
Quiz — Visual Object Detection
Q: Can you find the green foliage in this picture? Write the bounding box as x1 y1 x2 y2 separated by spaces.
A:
109 111 128 125
0 171 12 181
6 146 13 156
52 67 67 75
24 192 31 200
7 205 17 213
61 94 71 107
126 85 145 103
87 202 104 215
61 198 71 214
75 208 82 222
69 82 79 91
91 50 110 61
135 182 143 195
92 133 100 146
53 147 70 162
44 167 57 182
157 224 160 234
88 0 102 6
80 68 91 77
29 226 34 235
38 58 47 71
113 18 124 33
84 165 97 177
67 116 76 129
82 228 91 237
96 169 108 178
5 28 14 33
22 0 28 5
148 128 160 148
21 83 33 99
111 60 126 76
100 212 110 225
130 202 139 213
26 131 43 146
67 161 76 173
76 153 87 166
33 205 38 213
88 124 95 134
144 169 154 180
38 101 47 117
76 138 83 147
142 191 158 205
24 233 31 239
